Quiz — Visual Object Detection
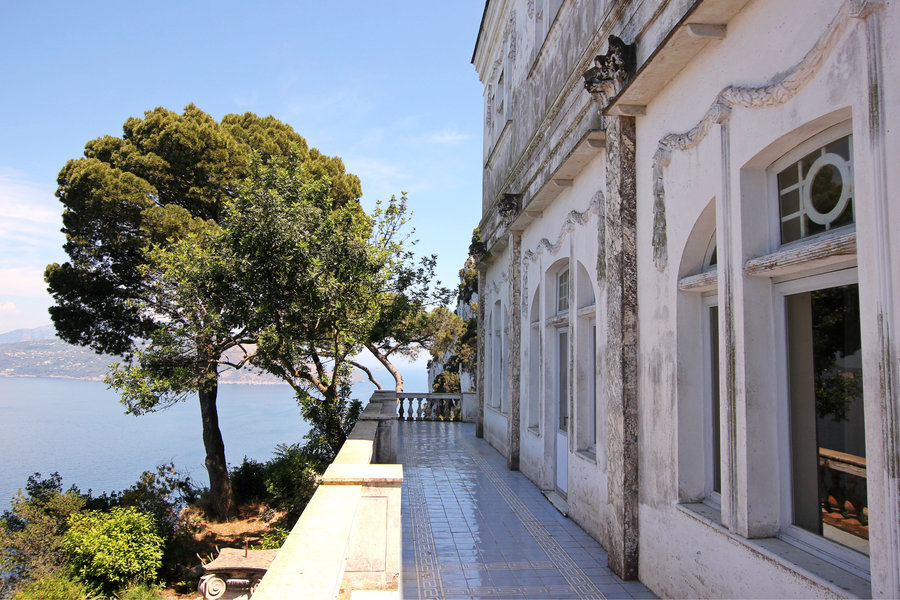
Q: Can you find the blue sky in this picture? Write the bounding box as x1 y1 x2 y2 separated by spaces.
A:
0 1 486 347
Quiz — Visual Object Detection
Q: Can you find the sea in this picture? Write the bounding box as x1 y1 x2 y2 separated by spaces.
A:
0 371 424 510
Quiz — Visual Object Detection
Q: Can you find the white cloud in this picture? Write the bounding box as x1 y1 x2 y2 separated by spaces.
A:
0 171 62 252
0 266 49 297
0 301 19 313
425 128 469 145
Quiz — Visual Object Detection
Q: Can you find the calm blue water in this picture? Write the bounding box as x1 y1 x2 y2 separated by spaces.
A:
0 374 421 509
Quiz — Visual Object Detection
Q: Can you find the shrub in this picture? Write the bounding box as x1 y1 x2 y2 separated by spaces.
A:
0 473 86 594
230 457 270 505
265 444 320 524
256 527 290 550
10 573 91 600
63 507 163 594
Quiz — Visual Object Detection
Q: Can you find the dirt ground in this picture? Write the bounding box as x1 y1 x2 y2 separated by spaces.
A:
159 504 287 599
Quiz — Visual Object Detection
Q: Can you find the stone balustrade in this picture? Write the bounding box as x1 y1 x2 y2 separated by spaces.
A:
397 393 462 421
252 396 401 599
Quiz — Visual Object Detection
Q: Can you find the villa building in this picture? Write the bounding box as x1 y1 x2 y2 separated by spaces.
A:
471 0 899 597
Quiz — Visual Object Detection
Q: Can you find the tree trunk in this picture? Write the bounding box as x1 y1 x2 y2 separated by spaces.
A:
365 343 404 392
198 366 236 521
323 384 349 458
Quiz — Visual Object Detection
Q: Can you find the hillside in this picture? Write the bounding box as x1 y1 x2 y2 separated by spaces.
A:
0 329 287 385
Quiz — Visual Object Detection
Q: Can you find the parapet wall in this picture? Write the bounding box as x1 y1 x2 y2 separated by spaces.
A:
253 397 402 599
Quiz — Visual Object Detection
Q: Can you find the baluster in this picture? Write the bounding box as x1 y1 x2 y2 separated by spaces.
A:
406 397 414 421
397 397 404 420
452 397 460 421
416 397 424 421
425 397 434 421
440 398 448 420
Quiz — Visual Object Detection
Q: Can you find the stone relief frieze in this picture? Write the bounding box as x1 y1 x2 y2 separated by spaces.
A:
483 270 510 298
651 1 856 271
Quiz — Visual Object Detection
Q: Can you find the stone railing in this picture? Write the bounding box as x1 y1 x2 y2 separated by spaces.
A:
253 397 401 599
369 389 478 423
398 392 462 421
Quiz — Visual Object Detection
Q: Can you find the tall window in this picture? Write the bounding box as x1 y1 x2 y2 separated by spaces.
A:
533 0 563 57
785 280 867 555
557 268 569 314
770 122 866 561
528 288 541 429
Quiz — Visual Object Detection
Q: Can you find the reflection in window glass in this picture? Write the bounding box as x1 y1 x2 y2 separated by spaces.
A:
787 284 868 555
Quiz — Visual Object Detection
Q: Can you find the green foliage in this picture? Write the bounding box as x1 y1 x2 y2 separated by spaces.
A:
63 507 164 594
229 457 271 505
0 473 86 595
10 573 92 600
46 104 361 521
116 581 163 599
432 370 461 393
263 445 321 525
256 528 290 550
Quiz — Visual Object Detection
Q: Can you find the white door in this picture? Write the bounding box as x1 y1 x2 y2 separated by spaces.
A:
556 329 569 495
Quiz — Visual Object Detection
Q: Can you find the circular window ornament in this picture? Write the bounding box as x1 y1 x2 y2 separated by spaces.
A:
803 152 851 226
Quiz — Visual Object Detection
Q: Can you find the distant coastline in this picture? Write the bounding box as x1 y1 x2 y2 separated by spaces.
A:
0 326 363 386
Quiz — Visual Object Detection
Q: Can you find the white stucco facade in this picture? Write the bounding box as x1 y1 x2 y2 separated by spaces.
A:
472 0 900 597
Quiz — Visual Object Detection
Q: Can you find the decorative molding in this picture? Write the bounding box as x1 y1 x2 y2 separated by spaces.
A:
650 1 856 271
523 190 604 265
483 271 510 297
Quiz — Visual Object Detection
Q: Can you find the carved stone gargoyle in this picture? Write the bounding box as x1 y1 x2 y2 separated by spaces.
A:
582 35 636 107
498 193 522 219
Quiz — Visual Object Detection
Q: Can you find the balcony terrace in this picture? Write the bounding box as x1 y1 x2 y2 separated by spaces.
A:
249 395 655 600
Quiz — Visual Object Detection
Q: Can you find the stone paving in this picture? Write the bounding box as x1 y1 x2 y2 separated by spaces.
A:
399 421 655 600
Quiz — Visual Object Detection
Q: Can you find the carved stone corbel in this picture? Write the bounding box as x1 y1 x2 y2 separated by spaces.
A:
582 35 636 109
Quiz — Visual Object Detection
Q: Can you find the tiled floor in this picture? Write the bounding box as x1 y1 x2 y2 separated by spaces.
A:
399 421 655 600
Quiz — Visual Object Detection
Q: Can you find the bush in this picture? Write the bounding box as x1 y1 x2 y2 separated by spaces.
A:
63 507 164 594
256 527 290 550
0 473 86 594
10 573 91 600
230 457 270 505
265 444 320 524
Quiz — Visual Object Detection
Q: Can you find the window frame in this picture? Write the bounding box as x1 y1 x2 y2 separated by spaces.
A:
767 121 854 251
772 267 869 578
701 293 722 508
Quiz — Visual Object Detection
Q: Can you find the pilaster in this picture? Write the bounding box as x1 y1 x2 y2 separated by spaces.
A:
508 232 522 470
604 114 639 580
476 268 487 439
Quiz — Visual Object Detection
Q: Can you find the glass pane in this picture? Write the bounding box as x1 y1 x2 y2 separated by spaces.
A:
809 164 843 215
780 188 800 216
805 215 826 237
781 217 802 244
826 135 851 161
778 163 799 190
787 284 867 555
801 148 821 178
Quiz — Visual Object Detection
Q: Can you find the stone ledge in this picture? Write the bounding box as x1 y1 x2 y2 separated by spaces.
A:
322 464 403 486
